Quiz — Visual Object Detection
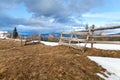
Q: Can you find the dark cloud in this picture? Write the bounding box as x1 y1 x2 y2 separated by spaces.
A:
0 0 104 22
0 0 20 9
0 0 104 34
0 13 65 34
22 0 104 23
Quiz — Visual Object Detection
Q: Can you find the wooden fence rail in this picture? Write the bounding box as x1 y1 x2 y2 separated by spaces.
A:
20 34 41 46
59 26 120 51
90 26 120 48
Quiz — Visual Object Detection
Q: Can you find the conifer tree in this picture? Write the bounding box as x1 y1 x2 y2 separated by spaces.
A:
13 27 18 38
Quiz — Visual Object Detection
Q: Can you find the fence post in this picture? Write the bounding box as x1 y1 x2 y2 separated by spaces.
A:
69 33 73 45
39 34 41 43
20 36 22 46
59 32 63 44
91 25 95 48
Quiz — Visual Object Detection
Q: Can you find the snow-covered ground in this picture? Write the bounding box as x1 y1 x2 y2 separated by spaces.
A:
76 43 120 50
81 43 120 50
41 41 120 50
41 41 58 46
0 31 10 39
88 56 120 80
41 41 120 80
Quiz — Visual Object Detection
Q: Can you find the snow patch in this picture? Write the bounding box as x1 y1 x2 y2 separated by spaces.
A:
40 41 58 46
40 41 120 50
88 56 120 80
84 43 120 50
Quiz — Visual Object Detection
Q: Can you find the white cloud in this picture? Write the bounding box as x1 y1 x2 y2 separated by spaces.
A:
82 12 120 19
82 12 120 27
0 0 107 34
23 0 104 23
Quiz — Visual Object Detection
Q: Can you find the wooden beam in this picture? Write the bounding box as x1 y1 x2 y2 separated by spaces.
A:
72 26 120 32
61 37 86 42
88 41 120 44
93 26 120 31
61 31 89 35
91 35 120 38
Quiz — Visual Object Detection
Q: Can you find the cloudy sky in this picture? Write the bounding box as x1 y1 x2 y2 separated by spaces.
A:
0 0 120 35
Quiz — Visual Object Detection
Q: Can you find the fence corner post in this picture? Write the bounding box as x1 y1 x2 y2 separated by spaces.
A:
91 25 95 48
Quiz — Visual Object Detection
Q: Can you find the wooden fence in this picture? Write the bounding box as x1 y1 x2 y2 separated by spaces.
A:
20 34 41 46
59 26 120 51
59 29 89 51
90 26 120 48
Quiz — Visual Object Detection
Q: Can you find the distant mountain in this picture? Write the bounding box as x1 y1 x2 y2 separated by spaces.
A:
41 33 60 38
40 33 60 41
117 33 120 34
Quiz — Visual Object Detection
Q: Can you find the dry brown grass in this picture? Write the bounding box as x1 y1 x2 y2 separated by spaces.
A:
84 48 120 58
0 39 120 80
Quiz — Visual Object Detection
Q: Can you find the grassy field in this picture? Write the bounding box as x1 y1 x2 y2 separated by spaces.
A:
0 39 120 80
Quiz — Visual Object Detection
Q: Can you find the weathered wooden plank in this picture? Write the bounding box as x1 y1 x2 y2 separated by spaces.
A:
61 37 70 40
61 37 86 42
91 35 120 38
61 31 89 35
93 26 120 31
89 41 120 44
73 26 120 32
70 38 86 42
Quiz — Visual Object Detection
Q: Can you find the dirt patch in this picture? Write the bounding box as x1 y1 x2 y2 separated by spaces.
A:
0 40 120 80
